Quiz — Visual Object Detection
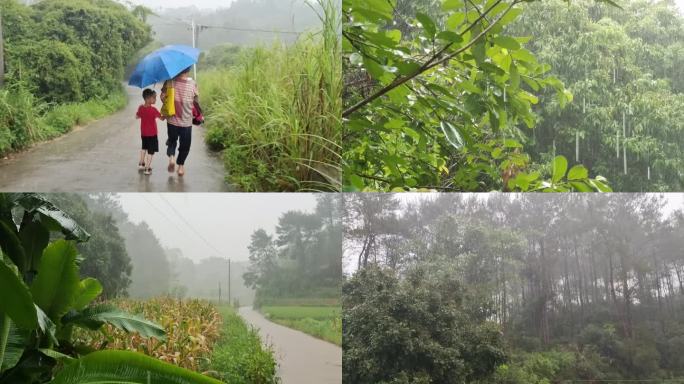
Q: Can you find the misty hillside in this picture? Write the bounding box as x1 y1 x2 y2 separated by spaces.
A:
147 0 324 49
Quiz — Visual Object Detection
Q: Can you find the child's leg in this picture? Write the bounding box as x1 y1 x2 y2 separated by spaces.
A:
144 152 154 175
139 150 146 168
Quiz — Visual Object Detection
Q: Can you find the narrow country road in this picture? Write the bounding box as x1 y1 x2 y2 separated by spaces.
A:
0 85 230 192
239 307 342 384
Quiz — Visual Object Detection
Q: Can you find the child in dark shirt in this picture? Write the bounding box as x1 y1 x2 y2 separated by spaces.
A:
136 89 165 175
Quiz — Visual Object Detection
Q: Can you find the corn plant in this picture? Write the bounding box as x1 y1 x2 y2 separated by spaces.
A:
75 298 222 372
0 193 223 384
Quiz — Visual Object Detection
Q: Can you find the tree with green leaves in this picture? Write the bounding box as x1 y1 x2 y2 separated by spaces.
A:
343 0 616 192
243 195 343 305
507 0 684 191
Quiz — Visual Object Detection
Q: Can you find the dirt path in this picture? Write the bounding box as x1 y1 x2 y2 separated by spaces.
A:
0 84 230 192
238 307 342 384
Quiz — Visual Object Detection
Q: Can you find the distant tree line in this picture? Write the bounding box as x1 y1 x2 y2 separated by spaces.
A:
243 195 343 306
344 193 684 383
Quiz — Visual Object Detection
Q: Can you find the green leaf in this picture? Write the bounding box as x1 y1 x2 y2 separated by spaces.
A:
436 31 463 43
72 279 103 311
416 13 437 38
18 219 49 273
36 305 58 346
63 304 166 341
440 121 465 149
50 350 224 384
442 0 464 10
30 240 80 323
0 261 37 330
1 323 29 371
15 195 90 243
570 181 593 192
446 12 466 30
567 165 589 181
493 36 520 50
0 220 26 273
552 156 568 183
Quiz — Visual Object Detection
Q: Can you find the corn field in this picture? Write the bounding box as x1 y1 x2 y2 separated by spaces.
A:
74 297 222 372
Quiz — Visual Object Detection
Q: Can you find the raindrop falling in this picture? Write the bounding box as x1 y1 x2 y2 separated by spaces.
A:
575 131 580 162
647 166 651 180
583 97 586 114
616 130 620 158
623 143 627 175
503 87 507 103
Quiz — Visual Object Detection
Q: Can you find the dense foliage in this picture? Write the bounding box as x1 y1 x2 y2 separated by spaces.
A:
243 195 343 305
200 0 342 192
46 194 132 299
0 193 221 384
342 0 620 192
343 265 506 383
0 0 150 155
343 193 684 382
210 307 278 384
509 0 684 191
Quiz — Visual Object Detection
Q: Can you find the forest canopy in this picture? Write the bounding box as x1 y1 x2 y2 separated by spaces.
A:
342 0 682 192
343 193 684 383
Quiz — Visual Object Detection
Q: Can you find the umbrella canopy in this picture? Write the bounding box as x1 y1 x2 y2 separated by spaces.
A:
128 45 200 88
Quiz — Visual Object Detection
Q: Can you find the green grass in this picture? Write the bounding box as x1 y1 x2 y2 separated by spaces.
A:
198 0 341 192
0 83 127 156
207 306 278 384
261 305 342 346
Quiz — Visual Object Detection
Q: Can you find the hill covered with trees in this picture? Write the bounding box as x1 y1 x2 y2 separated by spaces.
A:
343 193 684 383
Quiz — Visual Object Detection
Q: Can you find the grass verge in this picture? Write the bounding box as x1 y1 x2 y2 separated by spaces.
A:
261 305 341 346
208 306 278 384
0 84 127 156
198 0 341 192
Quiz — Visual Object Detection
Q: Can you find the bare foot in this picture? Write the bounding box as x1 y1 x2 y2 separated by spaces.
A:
168 162 175 173
177 166 185 177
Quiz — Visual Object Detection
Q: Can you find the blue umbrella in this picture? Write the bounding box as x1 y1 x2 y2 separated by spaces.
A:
128 45 200 88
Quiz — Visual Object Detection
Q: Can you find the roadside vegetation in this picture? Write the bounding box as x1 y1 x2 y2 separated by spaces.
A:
209 307 278 384
0 0 151 156
73 298 222 372
243 194 343 344
262 304 341 346
198 0 341 192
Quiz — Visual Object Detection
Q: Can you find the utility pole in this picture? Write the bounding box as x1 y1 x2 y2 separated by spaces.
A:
191 19 197 80
228 259 231 307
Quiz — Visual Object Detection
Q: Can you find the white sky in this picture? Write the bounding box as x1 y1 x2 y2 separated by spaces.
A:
117 193 317 262
120 0 236 11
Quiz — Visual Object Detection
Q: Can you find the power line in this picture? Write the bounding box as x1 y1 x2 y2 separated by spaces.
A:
157 195 224 256
153 19 303 35
140 195 218 257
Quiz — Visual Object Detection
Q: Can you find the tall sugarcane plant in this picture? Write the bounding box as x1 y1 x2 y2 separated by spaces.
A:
0 193 223 384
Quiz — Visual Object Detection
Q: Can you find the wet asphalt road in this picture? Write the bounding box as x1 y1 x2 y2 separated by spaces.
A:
0 85 231 192
239 307 342 384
